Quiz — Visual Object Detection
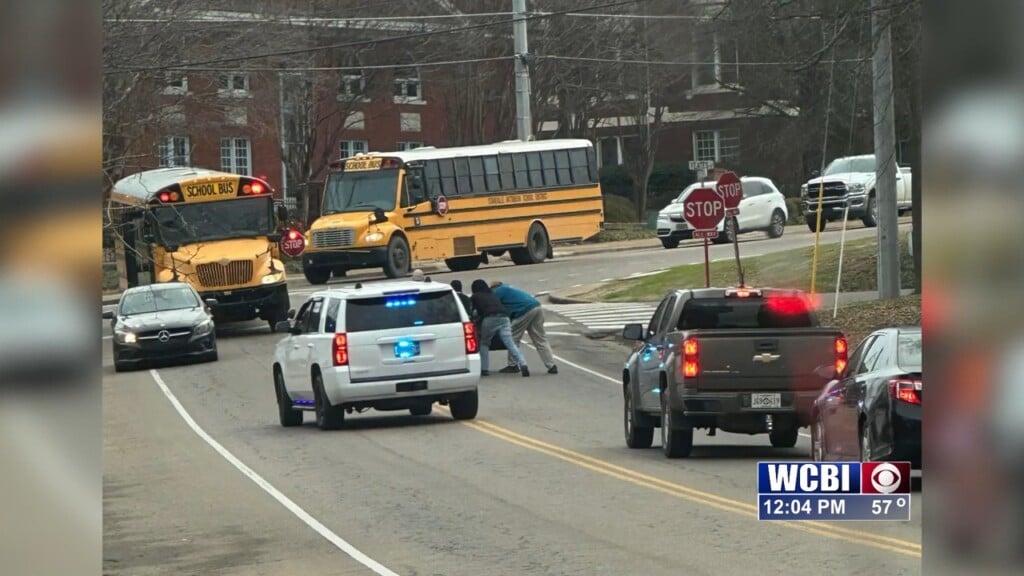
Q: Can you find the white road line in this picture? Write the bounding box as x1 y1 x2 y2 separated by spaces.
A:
571 284 582 288
148 370 401 576
545 332 579 337
102 335 113 340
535 291 550 296
599 278 613 282
524 344 619 385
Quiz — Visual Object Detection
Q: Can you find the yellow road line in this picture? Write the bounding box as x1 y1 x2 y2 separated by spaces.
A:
435 407 921 558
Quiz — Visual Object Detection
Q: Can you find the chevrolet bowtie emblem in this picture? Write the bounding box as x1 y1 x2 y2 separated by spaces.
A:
753 353 781 363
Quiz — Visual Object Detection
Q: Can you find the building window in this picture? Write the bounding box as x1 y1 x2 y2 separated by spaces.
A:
163 73 187 95
161 104 186 125
693 129 740 164
340 140 368 158
399 112 421 132
396 141 423 151
219 73 249 96
345 111 365 130
220 138 252 176
158 136 190 167
340 72 366 97
226 107 248 126
393 68 422 103
691 28 738 89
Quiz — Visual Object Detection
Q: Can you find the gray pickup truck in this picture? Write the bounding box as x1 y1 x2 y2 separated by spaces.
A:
621 287 847 458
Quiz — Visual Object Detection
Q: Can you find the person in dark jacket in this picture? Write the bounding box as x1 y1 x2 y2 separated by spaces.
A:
451 279 473 317
469 279 529 377
491 281 557 374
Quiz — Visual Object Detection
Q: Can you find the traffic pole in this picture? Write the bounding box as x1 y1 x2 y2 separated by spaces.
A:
731 216 744 287
833 203 850 319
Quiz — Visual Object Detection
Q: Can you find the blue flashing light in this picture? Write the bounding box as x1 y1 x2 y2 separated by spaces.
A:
294 399 315 406
394 338 420 359
385 296 417 308
414 320 424 326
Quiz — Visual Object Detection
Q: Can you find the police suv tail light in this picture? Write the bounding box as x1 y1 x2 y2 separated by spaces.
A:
682 337 699 378
333 333 349 366
463 322 479 354
889 378 921 405
834 337 848 375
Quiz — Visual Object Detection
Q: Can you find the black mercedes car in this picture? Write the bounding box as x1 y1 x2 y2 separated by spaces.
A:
810 326 922 468
105 283 219 372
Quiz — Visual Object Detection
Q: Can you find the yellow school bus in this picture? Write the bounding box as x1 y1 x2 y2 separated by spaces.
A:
302 139 604 282
108 167 292 330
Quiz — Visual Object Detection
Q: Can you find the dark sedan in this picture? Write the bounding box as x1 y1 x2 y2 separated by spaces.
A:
810 327 922 469
105 283 219 372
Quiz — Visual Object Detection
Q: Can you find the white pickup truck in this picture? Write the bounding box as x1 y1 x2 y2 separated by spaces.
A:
801 154 913 231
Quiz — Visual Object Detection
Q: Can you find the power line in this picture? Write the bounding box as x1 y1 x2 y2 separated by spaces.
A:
105 12 515 24
106 0 650 74
538 55 868 67
153 55 515 73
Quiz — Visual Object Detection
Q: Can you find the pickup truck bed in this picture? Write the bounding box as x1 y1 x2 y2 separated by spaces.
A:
621 288 847 458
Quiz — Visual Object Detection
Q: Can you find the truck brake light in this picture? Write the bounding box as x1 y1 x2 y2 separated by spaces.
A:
333 333 349 366
463 322 479 354
682 337 699 378
834 337 848 375
725 288 761 298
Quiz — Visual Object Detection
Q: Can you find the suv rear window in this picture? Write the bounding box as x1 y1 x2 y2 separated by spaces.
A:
679 297 815 330
345 290 462 333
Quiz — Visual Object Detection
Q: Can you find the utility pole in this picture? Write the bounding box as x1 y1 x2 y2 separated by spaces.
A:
871 0 901 299
513 0 533 140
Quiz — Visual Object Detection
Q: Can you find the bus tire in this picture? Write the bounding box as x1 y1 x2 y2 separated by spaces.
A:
445 256 482 272
383 235 411 278
510 223 549 265
303 267 331 285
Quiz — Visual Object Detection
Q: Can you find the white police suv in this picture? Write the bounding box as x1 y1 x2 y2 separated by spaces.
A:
272 280 481 429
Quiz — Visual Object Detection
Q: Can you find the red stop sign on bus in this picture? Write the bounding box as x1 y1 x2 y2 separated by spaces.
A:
683 187 726 231
279 228 306 257
435 194 450 216
716 171 743 216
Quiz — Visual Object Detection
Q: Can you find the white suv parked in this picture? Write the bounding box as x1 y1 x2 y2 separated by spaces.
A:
655 176 789 249
272 280 482 430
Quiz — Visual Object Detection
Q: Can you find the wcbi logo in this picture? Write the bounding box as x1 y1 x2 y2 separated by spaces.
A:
757 462 911 494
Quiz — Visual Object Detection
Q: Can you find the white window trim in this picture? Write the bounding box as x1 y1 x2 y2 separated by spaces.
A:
396 141 423 151
338 72 372 104
692 129 739 163
220 137 252 176
393 70 425 105
158 136 191 168
339 140 369 159
345 111 366 131
218 73 250 98
163 73 188 95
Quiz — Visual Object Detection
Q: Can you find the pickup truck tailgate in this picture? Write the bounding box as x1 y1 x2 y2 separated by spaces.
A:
691 329 842 392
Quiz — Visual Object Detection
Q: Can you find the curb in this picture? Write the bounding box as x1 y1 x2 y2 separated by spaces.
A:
552 241 659 258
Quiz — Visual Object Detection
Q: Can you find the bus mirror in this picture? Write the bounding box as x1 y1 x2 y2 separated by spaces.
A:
267 232 282 243
372 207 388 224
276 204 288 221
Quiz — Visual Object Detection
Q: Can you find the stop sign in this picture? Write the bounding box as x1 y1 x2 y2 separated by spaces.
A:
435 195 449 216
716 172 743 216
279 228 306 257
683 187 726 231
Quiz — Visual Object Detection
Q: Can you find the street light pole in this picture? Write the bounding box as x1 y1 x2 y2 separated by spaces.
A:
871 0 901 299
513 0 533 141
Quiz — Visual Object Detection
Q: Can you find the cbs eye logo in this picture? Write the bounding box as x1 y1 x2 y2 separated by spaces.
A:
870 463 902 493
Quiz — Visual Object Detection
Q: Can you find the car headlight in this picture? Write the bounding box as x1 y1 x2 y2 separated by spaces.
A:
848 183 866 193
364 231 385 243
194 319 214 336
262 272 285 285
800 186 809 199
114 330 136 344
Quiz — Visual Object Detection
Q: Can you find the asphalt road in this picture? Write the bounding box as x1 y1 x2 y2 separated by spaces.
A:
103 220 921 575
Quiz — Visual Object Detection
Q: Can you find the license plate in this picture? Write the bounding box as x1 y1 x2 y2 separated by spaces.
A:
751 393 782 409
394 339 420 359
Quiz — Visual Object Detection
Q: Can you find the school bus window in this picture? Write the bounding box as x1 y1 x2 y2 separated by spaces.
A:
555 150 572 185
498 154 515 190
570 149 589 184
540 151 557 186
526 152 543 188
454 157 471 195
483 156 501 191
438 158 455 196
512 153 529 189
469 156 486 193
587 147 599 182
424 160 442 198
323 170 399 214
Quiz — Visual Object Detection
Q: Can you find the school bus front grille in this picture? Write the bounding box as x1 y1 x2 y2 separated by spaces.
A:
312 228 355 249
195 261 253 287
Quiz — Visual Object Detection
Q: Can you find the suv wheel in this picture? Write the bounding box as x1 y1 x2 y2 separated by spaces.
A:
313 372 345 430
767 210 786 239
275 369 303 427
806 217 826 233
660 237 680 249
862 194 878 227
769 425 799 448
660 398 693 458
449 390 479 420
624 387 654 449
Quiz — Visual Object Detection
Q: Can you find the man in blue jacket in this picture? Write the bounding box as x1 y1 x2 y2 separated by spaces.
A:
490 281 557 374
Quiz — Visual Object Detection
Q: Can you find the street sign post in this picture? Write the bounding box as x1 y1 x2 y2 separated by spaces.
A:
716 171 746 286
279 228 306 257
689 160 714 181
682 187 725 287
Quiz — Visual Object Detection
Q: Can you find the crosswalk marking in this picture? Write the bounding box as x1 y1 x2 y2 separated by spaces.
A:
545 302 657 333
